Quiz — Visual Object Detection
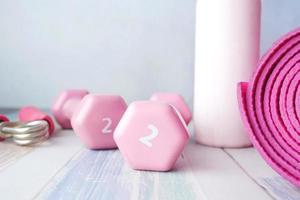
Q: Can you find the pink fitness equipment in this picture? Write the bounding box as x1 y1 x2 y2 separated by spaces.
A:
114 101 189 171
0 114 9 123
194 0 261 147
150 93 192 125
0 114 9 141
52 90 127 149
19 106 55 135
238 28 300 187
52 90 89 129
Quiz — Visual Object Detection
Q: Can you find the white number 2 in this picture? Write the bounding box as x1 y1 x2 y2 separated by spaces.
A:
102 118 112 134
139 124 159 147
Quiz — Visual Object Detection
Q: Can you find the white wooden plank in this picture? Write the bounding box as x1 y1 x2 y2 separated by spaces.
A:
0 129 83 200
0 142 32 171
224 148 278 179
37 142 272 200
259 176 300 200
224 147 287 199
37 147 207 200
184 143 273 200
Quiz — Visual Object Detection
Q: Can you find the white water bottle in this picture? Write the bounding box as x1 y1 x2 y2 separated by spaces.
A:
193 0 261 147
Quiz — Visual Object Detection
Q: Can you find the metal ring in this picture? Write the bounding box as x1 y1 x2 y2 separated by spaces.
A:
13 134 49 146
13 126 49 140
0 121 15 138
2 121 48 134
0 120 49 146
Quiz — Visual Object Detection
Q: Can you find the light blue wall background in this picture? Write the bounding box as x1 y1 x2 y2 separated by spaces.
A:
0 0 299 108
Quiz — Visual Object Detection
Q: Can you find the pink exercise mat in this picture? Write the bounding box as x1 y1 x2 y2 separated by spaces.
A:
238 28 300 187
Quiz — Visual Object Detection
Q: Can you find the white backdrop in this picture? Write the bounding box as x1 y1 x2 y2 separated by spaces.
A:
0 0 299 108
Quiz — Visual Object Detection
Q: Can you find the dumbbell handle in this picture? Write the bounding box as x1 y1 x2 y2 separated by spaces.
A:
63 98 81 119
18 106 55 135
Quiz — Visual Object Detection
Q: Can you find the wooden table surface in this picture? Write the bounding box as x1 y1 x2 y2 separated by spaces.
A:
0 110 279 200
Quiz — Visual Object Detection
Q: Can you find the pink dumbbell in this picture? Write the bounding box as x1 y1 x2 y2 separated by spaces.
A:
150 93 192 125
114 101 189 171
52 90 89 129
52 90 127 149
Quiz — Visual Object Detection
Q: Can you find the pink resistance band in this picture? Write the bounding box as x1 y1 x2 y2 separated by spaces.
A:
0 114 9 141
18 106 55 136
238 28 300 187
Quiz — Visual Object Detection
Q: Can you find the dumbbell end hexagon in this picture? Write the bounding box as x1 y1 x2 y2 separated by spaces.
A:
52 89 89 129
71 94 127 150
114 101 189 171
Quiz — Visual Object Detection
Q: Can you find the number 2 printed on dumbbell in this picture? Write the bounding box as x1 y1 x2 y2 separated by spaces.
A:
139 124 159 147
102 117 112 134
52 90 127 149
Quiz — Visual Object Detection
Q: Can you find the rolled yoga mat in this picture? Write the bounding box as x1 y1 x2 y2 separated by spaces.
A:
194 0 261 147
238 28 300 187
